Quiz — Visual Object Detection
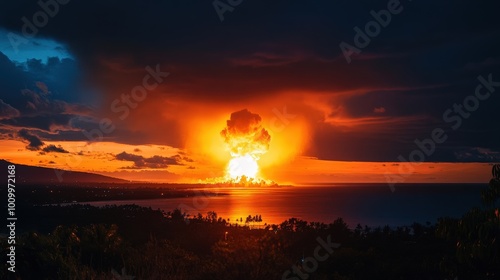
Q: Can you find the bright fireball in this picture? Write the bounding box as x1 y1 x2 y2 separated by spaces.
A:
227 155 259 179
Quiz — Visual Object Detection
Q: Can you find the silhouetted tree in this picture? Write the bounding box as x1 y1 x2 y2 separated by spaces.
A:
437 164 500 279
481 164 500 206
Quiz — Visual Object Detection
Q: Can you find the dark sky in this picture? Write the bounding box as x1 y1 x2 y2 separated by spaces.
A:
0 0 499 163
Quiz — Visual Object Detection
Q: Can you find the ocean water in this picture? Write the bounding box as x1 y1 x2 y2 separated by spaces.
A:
84 183 489 228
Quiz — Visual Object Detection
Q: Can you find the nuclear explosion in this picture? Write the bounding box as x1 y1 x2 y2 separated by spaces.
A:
220 109 271 184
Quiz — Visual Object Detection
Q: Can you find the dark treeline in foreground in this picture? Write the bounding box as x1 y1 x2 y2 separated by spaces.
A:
1 167 499 279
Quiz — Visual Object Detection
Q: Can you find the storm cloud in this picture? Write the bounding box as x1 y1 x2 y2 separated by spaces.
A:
42 144 69 153
115 151 183 169
17 129 44 150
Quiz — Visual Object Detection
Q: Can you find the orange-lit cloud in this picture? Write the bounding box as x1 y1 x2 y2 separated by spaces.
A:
220 109 271 158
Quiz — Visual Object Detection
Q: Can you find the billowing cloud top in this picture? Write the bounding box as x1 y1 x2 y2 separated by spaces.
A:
221 109 271 158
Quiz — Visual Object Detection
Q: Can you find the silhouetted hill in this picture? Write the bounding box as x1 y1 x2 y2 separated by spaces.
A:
0 160 128 184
